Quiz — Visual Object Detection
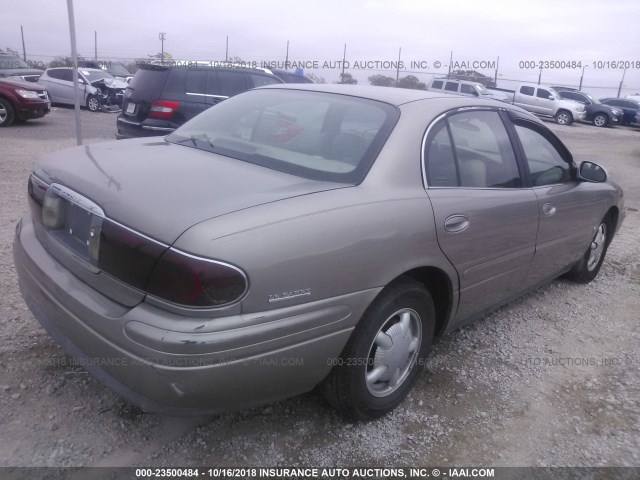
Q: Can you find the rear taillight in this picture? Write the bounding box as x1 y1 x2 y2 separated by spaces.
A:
148 100 179 118
146 249 248 307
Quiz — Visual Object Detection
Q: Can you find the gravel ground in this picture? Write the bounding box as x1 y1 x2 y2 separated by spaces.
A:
0 107 638 469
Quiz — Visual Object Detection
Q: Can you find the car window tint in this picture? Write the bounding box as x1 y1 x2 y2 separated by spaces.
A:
460 84 477 95
536 88 551 99
447 111 521 188
47 69 64 80
445 82 459 92
57 69 73 81
250 74 281 88
217 71 248 97
431 80 443 89
166 89 398 184
185 69 207 94
520 86 534 96
424 122 458 187
514 124 571 186
163 68 188 95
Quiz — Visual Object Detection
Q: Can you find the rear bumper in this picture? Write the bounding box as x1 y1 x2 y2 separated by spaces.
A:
14 214 373 415
116 115 176 139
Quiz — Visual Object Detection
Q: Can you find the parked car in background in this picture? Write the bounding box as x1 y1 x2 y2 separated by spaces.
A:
38 67 127 112
625 94 640 102
270 69 315 84
0 77 50 127
493 84 586 125
554 88 622 127
600 97 640 126
427 78 509 102
0 53 43 82
78 60 133 83
116 63 283 138
15 84 624 420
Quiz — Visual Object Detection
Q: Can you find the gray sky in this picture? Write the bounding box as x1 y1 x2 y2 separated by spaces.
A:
2 0 639 96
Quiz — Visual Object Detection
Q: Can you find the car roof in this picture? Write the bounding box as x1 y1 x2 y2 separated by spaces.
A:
259 83 474 106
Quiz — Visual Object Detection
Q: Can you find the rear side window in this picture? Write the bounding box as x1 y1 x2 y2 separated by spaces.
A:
431 80 443 89
424 111 521 188
445 82 459 92
184 70 207 94
47 69 72 81
250 74 281 88
520 86 534 96
217 71 248 97
167 89 399 184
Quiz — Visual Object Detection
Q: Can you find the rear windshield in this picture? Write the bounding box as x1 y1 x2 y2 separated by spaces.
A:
167 89 399 184
128 67 169 99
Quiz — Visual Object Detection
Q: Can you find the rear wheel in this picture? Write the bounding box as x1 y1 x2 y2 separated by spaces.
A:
320 279 435 420
86 95 101 112
566 216 611 283
0 97 15 127
593 113 609 127
555 110 573 125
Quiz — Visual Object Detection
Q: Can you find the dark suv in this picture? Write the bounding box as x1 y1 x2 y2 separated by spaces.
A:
0 54 44 82
555 88 623 127
116 64 283 138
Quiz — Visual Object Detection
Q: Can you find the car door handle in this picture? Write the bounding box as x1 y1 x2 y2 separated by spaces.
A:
444 214 470 233
542 203 557 217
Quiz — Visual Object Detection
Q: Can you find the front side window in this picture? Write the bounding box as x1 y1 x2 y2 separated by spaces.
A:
431 80 443 89
460 84 478 96
514 124 571 186
424 111 521 188
167 89 399 184
536 88 552 99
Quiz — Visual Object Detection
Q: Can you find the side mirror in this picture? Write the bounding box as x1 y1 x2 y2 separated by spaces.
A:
578 161 607 183
548 95 554 100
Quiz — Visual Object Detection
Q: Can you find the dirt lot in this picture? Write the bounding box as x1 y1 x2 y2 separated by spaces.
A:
0 107 639 470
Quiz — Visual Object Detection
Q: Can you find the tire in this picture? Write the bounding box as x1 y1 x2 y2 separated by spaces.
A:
0 97 15 127
566 216 611 283
593 113 609 127
320 278 435 420
555 110 573 125
86 95 101 112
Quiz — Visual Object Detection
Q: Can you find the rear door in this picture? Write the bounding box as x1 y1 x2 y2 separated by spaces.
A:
423 109 539 322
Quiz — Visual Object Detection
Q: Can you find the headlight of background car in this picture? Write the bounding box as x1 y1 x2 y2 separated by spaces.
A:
16 89 40 99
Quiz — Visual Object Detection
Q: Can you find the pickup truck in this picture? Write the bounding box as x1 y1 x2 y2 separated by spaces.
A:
489 84 586 125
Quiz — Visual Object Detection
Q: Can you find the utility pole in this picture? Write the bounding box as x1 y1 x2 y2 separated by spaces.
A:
20 26 26 61
341 43 347 83
617 67 627 98
494 56 499 85
285 40 289 69
159 32 166 64
537 66 542 85
447 51 453 79
66 0 83 145
395 47 401 87
578 65 587 90
94 31 97 61
225 36 228 62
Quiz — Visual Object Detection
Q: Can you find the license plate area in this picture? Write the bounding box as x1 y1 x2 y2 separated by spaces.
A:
125 102 136 115
42 184 104 265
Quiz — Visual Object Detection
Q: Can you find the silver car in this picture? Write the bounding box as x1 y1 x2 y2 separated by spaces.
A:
38 67 127 112
14 84 624 420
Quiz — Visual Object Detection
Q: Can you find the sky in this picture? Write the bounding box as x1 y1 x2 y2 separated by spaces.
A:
2 0 640 97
